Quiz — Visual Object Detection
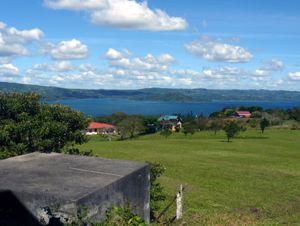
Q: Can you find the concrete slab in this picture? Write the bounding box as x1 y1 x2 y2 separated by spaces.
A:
0 152 150 224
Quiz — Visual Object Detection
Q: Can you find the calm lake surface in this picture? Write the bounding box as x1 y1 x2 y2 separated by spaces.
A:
47 99 300 117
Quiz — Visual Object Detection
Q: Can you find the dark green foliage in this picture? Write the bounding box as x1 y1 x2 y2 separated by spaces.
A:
238 106 264 113
63 146 96 157
223 121 240 142
0 92 91 159
160 127 172 138
260 118 270 133
182 124 196 136
146 162 166 220
93 112 130 125
209 111 220 118
140 116 160 134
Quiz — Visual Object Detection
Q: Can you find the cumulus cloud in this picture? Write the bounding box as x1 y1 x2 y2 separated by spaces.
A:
33 61 76 72
38 39 90 60
170 69 201 79
43 0 189 31
104 48 123 60
287 72 300 81
203 67 270 80
121 48 134 56
260 58 284 71
184 35 254 63
0 22 44 62
0 22 44 45
0 64 20 77
202 20 207 28
108 51 178 72
78 63 97 72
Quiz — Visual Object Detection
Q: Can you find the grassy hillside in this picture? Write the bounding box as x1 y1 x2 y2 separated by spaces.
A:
76 129 300 225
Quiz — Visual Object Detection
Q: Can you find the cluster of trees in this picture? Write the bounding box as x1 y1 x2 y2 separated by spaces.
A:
93 107 281 140
209 105 300 121
0 92 91 160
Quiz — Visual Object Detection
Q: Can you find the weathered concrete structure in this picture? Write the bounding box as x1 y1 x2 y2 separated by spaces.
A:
0 153 150 224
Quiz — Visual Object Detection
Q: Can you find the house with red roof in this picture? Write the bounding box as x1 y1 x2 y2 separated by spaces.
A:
233 111 251 118
83 122 116 135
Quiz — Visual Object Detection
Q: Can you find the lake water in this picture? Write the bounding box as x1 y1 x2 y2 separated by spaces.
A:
47 98 300 117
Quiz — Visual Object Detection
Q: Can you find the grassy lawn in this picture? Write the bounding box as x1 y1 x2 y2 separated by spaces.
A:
77 129 300 225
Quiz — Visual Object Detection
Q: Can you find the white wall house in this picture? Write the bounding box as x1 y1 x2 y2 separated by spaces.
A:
83 122 116 135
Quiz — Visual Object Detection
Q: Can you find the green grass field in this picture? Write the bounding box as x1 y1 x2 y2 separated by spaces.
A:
77 128 300 225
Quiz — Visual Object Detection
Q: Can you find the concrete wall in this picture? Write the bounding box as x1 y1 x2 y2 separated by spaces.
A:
0 153 150 224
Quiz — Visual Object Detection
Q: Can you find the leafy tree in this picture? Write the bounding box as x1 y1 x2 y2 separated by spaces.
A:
140 116 160 134
117 116 142 139
260 118 270 133
223 121 240 142
182 124 196 136
197 117 209 131
0 92 91 159
160 127 172 138
210 122 222 135
209 111 220 118
93 111 129 125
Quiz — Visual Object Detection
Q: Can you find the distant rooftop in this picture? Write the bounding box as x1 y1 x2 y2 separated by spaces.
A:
85 122 115 129
158 115 182 121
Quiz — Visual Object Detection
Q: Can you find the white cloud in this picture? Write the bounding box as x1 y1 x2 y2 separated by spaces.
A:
202 20 207 28
252 69 270 77
78 63 97 72
108 52 178 71
0 64 20 77
104 48 123 60
0 22 45 63
0 22 44 45
170 69 201 79
43 0 189 31
121 48 134 56
203 67 270 80
43 0 107 10
33 61 76 72
184 35 254 63
287 72 300 81
260 58 284 71
38 39 90 60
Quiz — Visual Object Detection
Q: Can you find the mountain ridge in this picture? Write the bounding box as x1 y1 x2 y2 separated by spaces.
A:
1 82 300 102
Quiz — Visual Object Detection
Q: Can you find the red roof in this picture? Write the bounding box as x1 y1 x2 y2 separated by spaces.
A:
236 111 251 115
85 122 115 129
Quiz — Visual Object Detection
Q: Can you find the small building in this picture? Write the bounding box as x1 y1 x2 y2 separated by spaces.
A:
83 122 116 135
233 111 251 118
158 115 182 131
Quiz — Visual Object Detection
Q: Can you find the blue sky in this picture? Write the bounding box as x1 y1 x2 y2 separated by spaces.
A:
1 0 300 90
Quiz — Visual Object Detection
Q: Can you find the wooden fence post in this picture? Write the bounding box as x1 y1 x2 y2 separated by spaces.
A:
176 184 183 219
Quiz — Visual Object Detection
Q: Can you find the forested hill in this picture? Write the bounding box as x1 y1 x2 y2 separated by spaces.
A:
1 81 300 102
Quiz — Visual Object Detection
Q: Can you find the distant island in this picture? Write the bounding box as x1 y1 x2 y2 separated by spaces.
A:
1 81 300 102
